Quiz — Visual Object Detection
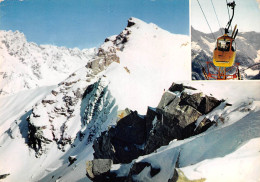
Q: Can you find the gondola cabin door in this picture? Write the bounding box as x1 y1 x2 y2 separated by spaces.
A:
213 35 236 67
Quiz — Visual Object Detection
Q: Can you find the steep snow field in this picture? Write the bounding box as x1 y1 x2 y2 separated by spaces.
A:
0 18 259 182
0 86 55 136
0 85 94 182
103 18 191 114
181 138 260 182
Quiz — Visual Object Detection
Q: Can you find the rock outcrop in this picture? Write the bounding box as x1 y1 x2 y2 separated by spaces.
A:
88 82 224 181
93 110 145 164
86 159 113 181
0 174 10 180
27 47 120 156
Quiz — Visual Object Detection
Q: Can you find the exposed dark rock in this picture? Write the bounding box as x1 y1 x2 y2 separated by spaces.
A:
169 83 197 93
195 118 216 135
51 90 58 96
65 81 77 86
127 18 136 27
114 111 146 145
86 47 119 74
176 105 201 128
226 103 232 106
157 91 180 112
183 85 197 90
89 82 223 180
42 99 56 105
68 155 77 166
112 139 144 164
157 92 202 129
150 166 161 177
126 162 161 181
93 111 146 164
168 169 178 182
198 95 222 114
252 71 260 79
27 122 42 153
145 107 161 139
86 159 113 181
92 159 113 176
93 130 116 162
82 82 95 99
93 84 223 161
74 88 82 98
169 83 185 93
129 162 151 176
180 92 203 110
27 117 53 157
144 115 182 154
0 173 10 180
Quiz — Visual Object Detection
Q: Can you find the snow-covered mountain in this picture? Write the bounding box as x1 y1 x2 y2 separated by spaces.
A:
0 17 259 182
0 17 190 181
0 30 96 96
89 81 260 182
191 26 260 80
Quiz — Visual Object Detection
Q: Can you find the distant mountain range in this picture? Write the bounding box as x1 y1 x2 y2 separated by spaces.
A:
0 31 96 96
191 26 260 80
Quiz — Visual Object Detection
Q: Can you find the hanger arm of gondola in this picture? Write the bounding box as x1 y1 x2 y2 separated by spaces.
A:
225 1 236 34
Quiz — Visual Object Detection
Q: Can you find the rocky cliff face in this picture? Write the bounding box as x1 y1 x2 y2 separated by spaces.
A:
86 83 225 181
27 46 119 157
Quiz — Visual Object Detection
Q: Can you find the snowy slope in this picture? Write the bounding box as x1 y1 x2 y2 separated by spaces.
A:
0 17 259 182
0 17 191 181
103 17 191 114
110 81 260 182
0 30 96 96
0 86 55 137
1 81 259 182
24 17 190 153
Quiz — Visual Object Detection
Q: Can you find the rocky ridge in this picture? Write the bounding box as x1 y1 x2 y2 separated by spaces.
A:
86 82 226 181
25 18 143 157
27 47 120 156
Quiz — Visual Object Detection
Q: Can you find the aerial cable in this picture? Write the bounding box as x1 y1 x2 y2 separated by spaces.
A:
210 0 223 35
196 0 216 40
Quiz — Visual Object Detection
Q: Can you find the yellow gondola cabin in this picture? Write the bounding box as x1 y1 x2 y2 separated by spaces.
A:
213 34 236 67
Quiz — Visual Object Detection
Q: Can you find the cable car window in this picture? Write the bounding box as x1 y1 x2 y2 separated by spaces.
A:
217 39 231 51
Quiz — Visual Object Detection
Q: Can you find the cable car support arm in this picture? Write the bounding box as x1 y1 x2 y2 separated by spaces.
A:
225 1 236 34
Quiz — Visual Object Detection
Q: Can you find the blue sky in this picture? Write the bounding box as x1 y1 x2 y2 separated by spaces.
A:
0 0 189 49
191 0 260 33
